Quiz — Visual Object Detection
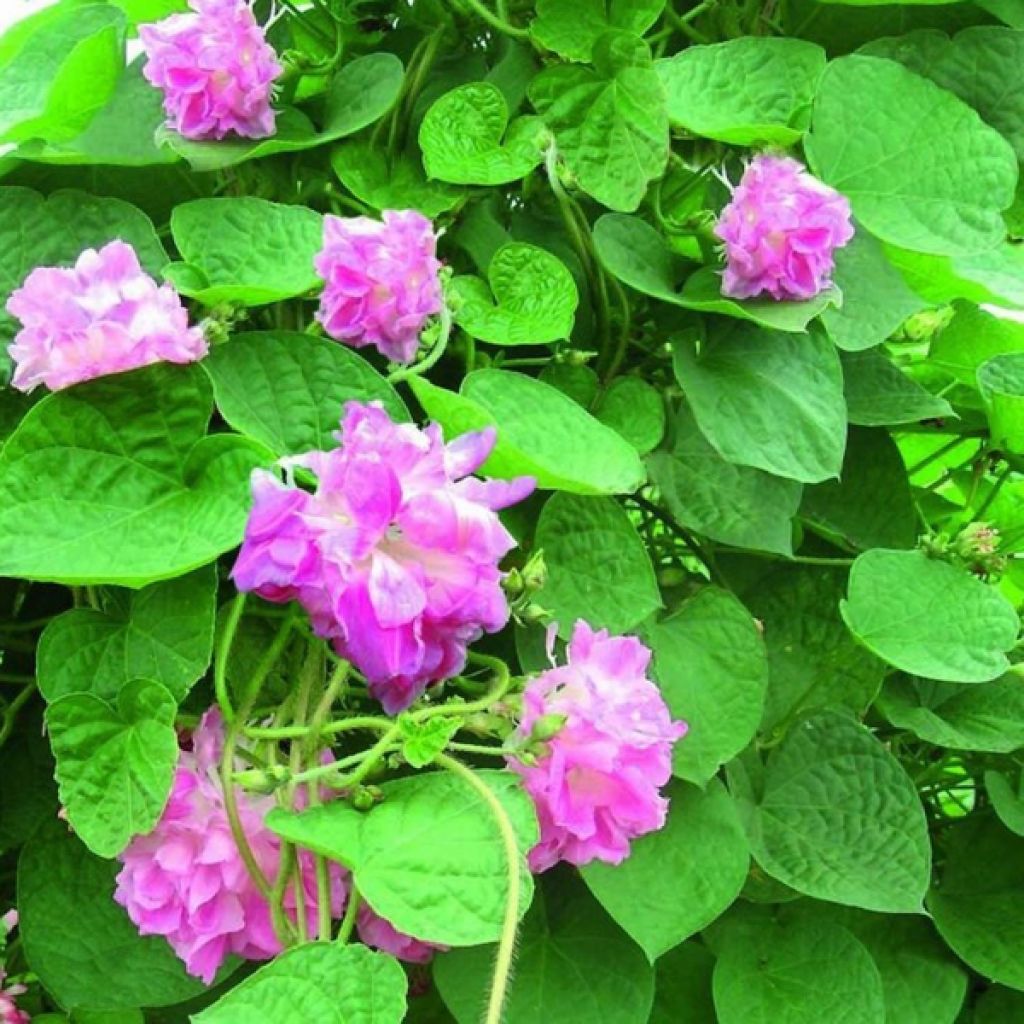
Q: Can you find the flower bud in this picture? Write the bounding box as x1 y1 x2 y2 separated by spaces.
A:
531 713 568 742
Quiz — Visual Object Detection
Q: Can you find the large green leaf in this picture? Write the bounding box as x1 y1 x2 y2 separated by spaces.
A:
672 328 847 484
840 549 1020 682
46 679 178 859
0 365 268 586
203 331 408 456
18 820 207 1009
712 910 885 1024
645 587 768 785
593 376 665 454
930 304 1024 387
875 673 1024 753
745 567 885 735
929 818 1024 990
651 943 716 1024
976 988 1024 1024
168 198 323 307
530 0 665 61
842 349 955 426
750 710 931 912
193 944 407 1024
450 243 578 346
986 770 1024 836
410 370 646 495
268 771 538 947
37 566 216 703
536 493 661 636
435 874 654 1024
805 55 1018 256
530 34 667 212
582 780 749 960
0 3 125 144
657 38 825 145
889 243 1024 309
162 53 404 172
647 404 802 556
978 353 1024 452
418 82 546 185
0 710 57 857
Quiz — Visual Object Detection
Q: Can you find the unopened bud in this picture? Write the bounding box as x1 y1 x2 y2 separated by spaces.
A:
531 713 567 742
233 765 289 793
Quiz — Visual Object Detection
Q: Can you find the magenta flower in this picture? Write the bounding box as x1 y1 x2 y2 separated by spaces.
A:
233 401 534 714
115 710 345 984
0 970 28 1024
139 0 282 141
6 240 208 393
714 153 854 301
508 621 686 872
314 211 444 365
357 903 447 964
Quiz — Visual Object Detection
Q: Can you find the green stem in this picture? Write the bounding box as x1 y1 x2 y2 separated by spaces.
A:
604 275 631 382
974 463 1014 520
336 884 361 944
0 682 35 748
448 740 509 757
291 724 402 788
906 436 975 477
214 593 247 724
387 303 454 384
456 0 530 38
435 754 520 1024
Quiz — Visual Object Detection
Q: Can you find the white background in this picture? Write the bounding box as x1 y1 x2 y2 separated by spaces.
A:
0 1 57 35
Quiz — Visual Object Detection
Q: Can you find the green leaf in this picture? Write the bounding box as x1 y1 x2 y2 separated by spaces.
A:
410 370 647 495
672 328 847 484
46 679 178 858
418 82 546 185
593 377 665 454
821 230 928 351
0 186 167 348
928 817 1024 990
840 549 1020 682
976 987 1024 1024
986 770 1024 836
657 37 825 145
193 944 407 1024
0 3 125 144
450 243 578 346
805 55 1018 256
530 0 665 62
435 873 654 1024
647 403 802 556
0 364 268 586
398 716 460 770
645 587 768 785
530 34 668 212
979 353 1024 452
592 215 834 332
712 911 886 1024
863 27 1024 161
751 710 931 912
268 770 538 946
162 53 404 172
745 566 884 735
800 427 916 550
37 566 217 703
875 673 1024 753
930 304 1024 387
889 242 1024 309
650 943 716 1024
203 331 408 456
18 819 208 1009
536 493 661 637
842 349 955 426
582 780 749 960
331 141 462 218
0 709 57 856
169 198 323 307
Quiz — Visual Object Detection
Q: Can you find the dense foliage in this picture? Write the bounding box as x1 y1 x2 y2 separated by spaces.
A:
2 0 1024 1021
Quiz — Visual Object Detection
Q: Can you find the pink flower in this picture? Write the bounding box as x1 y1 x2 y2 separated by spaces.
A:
714 153 854 301
139 0 282 140
6 240 208 393
314 211 444 364
115 710 345 984
233 402 534 714
0 970 28 1024
357 903 447 964
508 621 686 872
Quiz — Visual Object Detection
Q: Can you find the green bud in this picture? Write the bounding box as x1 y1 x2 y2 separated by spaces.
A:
233 764 289 793
350 787 377 811
531 713 567 742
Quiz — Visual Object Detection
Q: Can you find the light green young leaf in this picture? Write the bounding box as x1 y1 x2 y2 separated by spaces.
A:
840 549 1020 682
37 566 217 703
536 493 662 637
657 37 825 145
450 243 578 346
530 0 665 61
593 376 665 454
46 679 178 857
419 82 546 185
805 55 1018 256
888 243 1024 309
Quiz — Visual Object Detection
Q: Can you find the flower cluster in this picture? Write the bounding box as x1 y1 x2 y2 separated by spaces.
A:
314 211 444 365
233 401 534 714
0 912 27 1024
6 240 207 393
509 621 686 872
139 0 282 141
715 153 854 301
